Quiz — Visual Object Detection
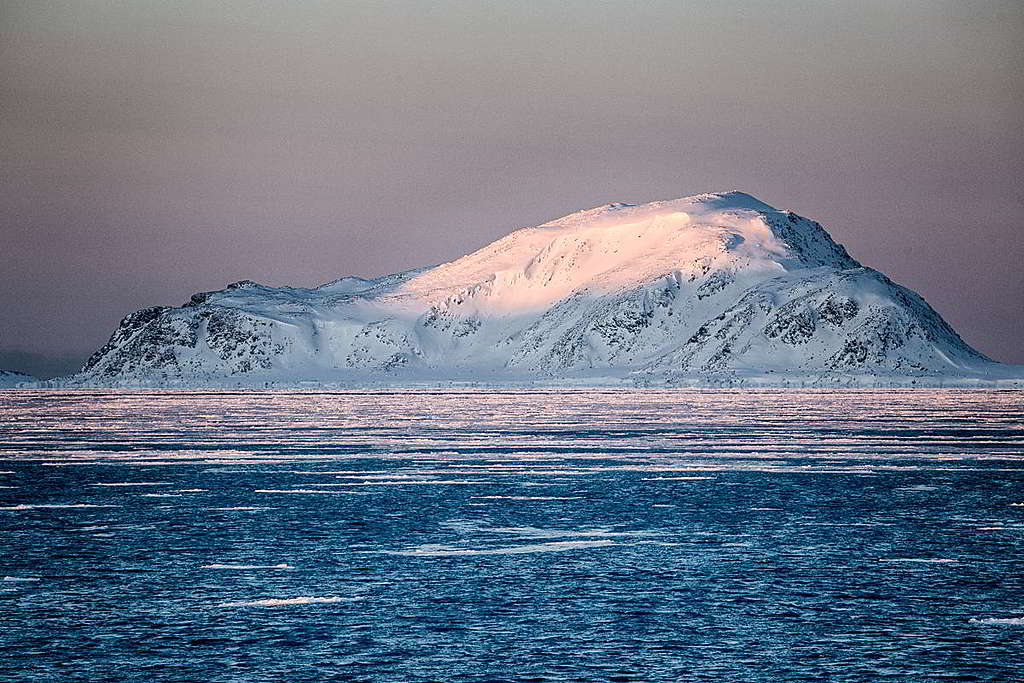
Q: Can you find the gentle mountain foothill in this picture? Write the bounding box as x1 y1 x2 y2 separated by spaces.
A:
0 369 36 388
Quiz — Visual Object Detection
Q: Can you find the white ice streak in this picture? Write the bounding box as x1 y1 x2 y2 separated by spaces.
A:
384 539 616 557
92 482 172 487
254 489 350 494
639 476 716 481
272 480 484 487
969 617 1024 625
288 470 391 475
202 563 294 570
877 558 957 563
482 526 658 539
217 596 355 607
0 504 120 510
339 479 483 485
472 495 582 500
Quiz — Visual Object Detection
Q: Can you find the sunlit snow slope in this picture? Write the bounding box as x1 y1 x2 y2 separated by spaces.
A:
66 192 1021 386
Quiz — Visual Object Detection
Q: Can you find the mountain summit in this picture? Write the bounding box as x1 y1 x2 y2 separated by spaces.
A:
68 191 1019 386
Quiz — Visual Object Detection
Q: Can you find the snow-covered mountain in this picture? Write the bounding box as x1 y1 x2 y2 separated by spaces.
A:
63 191 1021 387
0 369 35 388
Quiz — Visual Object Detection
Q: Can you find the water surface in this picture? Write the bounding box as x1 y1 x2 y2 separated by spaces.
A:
1 389 1022 681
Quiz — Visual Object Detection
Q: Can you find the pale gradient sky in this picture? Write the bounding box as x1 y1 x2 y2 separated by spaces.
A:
2 0 1022 376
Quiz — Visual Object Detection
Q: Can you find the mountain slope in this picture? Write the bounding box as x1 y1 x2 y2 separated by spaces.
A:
65 191 1019 386
0 369 35 388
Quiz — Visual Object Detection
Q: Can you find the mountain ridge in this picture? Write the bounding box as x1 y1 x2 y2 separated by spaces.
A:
47 191 1022 387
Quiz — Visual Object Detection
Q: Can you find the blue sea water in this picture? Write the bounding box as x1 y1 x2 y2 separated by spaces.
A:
1 388 1022 682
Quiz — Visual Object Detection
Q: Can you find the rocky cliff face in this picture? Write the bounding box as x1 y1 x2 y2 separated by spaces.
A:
67 191 1016 386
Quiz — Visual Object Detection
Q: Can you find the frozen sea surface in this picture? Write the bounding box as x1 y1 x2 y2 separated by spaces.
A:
1 388 1022 681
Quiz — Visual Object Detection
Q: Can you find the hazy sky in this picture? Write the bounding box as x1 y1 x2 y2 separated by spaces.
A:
2 0 1022 376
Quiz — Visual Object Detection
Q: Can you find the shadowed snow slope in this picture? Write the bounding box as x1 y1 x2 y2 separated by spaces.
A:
61 191 1021 386
0 369 35 388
